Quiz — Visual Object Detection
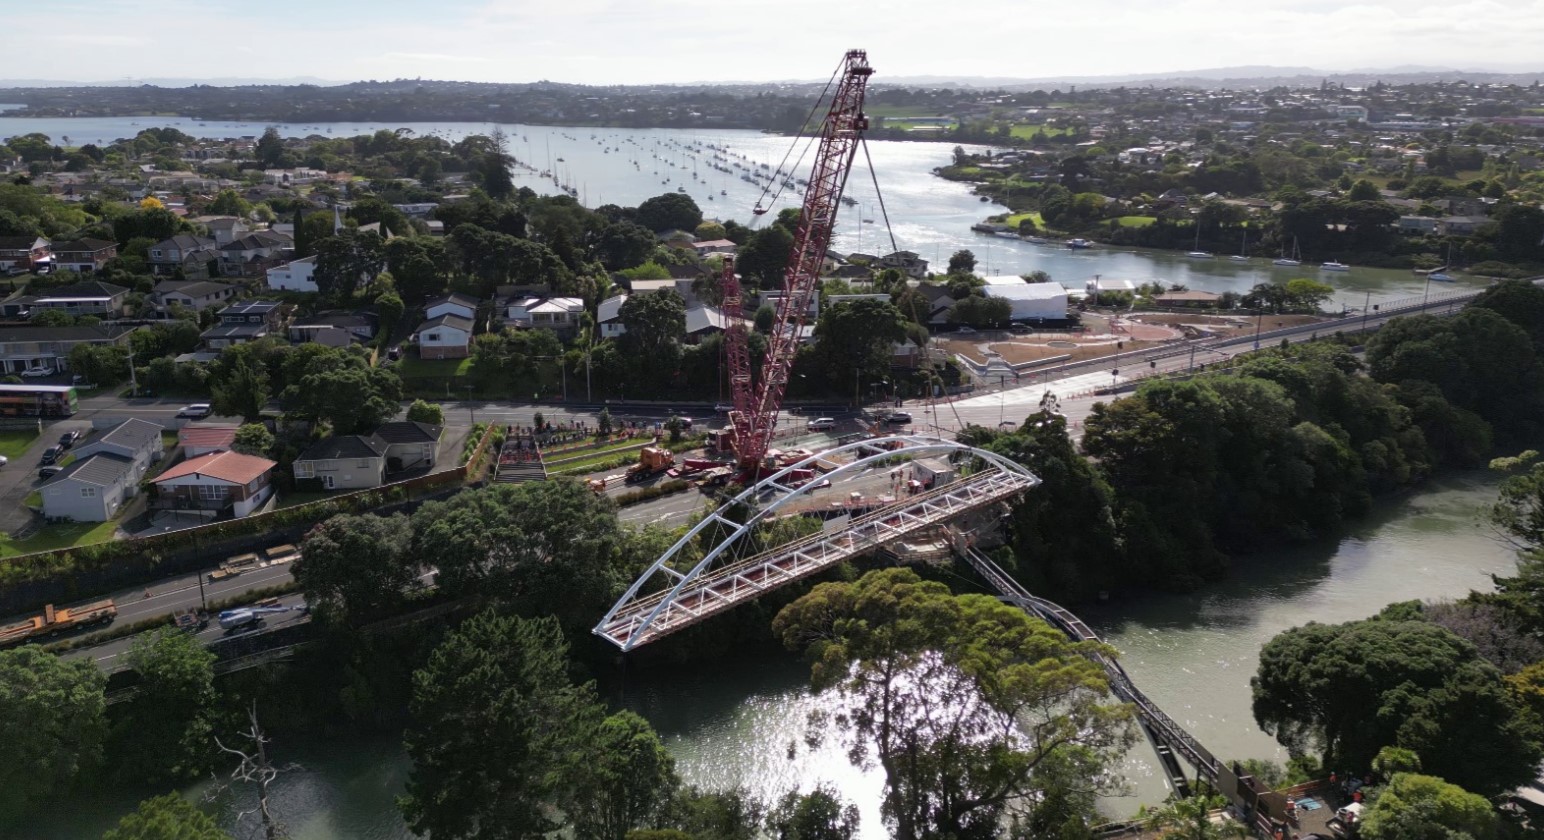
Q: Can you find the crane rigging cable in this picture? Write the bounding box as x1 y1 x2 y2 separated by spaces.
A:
752 59 844 217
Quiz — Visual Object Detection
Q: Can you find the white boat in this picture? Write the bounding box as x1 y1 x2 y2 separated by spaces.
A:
1229 254 1249 262
1273 236 1302 266
1066 238 1093 249
1187 251 1214 259
1231 229 1249 260
1321 261 1350 272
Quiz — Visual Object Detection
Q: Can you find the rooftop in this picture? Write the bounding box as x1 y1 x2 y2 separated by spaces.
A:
372 421 442 444
154 450 276 486
92 417 163 451
44 452 133 488
297 435 385 462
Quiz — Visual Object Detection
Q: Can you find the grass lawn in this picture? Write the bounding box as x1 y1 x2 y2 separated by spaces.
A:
394 355 473 379
276 491 333 510
0 519 119 558
1115 215 1157 227
868 104 949 118
0 429 39 460
23 490 39 508
1003 212 1045 229
1009 124 1070 139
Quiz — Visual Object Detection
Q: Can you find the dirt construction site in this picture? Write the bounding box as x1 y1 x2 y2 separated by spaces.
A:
934 310 1333 367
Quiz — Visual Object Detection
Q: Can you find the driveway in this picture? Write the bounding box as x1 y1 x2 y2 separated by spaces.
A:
0 418 93 534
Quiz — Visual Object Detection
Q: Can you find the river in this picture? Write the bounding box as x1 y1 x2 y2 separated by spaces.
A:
31 470 1514 839
0 115 1483 306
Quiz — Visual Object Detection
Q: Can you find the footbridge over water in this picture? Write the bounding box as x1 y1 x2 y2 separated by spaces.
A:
595 436 1039 651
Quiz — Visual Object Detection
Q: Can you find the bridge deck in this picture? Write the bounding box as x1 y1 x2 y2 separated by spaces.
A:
596 469 1034 649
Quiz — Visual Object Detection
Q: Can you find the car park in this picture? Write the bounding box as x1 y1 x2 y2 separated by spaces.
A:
39 445 61 466
176 403 213 419
807 417 837 431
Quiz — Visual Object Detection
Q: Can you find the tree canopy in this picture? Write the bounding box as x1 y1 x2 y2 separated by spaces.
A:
102 793 231 840
0 647 107 824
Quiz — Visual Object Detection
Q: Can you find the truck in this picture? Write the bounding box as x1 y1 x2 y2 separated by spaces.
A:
0 599 116 648
217 604 294 632
625 446 675 484
208 552 262 582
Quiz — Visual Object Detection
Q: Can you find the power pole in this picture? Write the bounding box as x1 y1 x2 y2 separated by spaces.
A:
126 347 138 397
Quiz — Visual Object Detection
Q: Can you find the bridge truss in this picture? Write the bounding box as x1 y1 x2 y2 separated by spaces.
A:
594 436 1039 651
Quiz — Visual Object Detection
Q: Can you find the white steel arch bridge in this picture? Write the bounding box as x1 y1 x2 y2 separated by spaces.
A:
593 435 1039 651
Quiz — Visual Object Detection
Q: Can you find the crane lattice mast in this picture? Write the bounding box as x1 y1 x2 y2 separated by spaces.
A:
722 49 873 471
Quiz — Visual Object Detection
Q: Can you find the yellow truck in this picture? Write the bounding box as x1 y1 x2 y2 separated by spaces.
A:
0 599 116 648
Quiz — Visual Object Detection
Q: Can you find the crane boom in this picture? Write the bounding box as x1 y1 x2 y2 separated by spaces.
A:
725 49 873 470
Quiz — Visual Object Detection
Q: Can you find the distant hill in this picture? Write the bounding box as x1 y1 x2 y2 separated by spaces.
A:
0 76 345 88
873 65 1544 89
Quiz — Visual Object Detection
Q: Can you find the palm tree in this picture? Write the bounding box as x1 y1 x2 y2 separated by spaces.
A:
1143 792 1250 840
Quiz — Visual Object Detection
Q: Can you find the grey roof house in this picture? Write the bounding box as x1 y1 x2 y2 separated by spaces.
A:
39 452 135 522
74 417 165 485
292 435 388 490
373 421 442 472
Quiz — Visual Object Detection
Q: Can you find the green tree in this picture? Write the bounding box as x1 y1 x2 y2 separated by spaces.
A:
813 298 907 387
947 248 977 275
766 786 859 840
620 290 687 379
1469 278 1544 353
399 611 603 839
405 399 445 426
1252 618 1539 796
1347 179 1382 201
636 193 703 233
568 711 680 840
0 647 107 823
294 513 416 626
596 221 658 271
313 229 387 302
410 481 625 630
255 127 284 167
375 292 404 339
280 347 402 433
68 343 129 386
206 189 251 218
230 423 274 457
1282 277 1334 311
102 793 231 840
1359 773 1498 840
772 568 1132 840
209 354 270 422
736 225 795 288
112 629 218 785
1142 792 1247 840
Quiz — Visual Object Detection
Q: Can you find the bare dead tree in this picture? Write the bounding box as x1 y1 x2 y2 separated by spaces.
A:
212 700 298 840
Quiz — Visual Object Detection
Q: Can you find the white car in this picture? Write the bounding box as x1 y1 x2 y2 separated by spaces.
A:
807 417 837 431
177 403 213 419
20 366 52 379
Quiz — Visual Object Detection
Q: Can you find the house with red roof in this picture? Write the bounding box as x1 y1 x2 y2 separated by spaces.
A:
177 424 238 458
150 450 277 519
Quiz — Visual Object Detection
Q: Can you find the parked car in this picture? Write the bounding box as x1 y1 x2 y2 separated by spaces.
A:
955 326 977 334
886 412 913 424
37 465 61 479
57 430 79 449
714 403 733 414
176 403 213 419
0 455 9 467
807 417 837 431
20 365 52 379
39 445 61 466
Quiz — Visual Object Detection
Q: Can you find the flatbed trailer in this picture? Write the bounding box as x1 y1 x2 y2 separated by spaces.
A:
0 599 116 647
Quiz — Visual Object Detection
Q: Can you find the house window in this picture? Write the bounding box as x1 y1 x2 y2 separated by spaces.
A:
356 458 371 468
81 487 96 498
425 332 440 343
199 485 228 501
294 462 314 479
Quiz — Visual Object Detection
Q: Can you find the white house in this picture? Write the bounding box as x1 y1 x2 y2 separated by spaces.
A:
980 278 1068 321
504 296 584 335
40 453 135 522
598 294 629 339
266 255 318 293
74 418 165 485
413 314 473 359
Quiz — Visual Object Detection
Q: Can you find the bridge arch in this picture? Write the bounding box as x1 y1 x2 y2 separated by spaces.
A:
594 435 1038 650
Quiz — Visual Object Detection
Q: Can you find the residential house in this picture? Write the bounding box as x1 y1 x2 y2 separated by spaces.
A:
1440 216 1489 236
200 300 285 349
876 250 929 279
598 294 628 339
692 239 737 257
265 255 317 292
425 293 478 322
217 230 292 277
505 297 583 336
50 239 118 273
0 324 133 373
40 453 135 522
74 417 165 485
154 281 236 314
148 234 219 278
372 421 442 473
759 290 821 320
150 450 277 519
23 280 131 318
913 283 960 328
684 304 727 343
0 236 50 273
199 216 252 246
1397 216 1441 235
413 313 473 359
292 434 388 490
288 312 376 347
177 424 238 457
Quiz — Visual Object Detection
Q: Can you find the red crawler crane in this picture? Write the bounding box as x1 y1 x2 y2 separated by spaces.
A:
721 49 874 472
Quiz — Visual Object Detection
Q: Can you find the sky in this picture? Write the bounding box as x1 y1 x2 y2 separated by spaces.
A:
14 0 1544 85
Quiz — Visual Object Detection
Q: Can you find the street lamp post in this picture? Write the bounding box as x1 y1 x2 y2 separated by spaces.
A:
1361 291 1371 332
1253 309 1264 351
464 385 476 424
